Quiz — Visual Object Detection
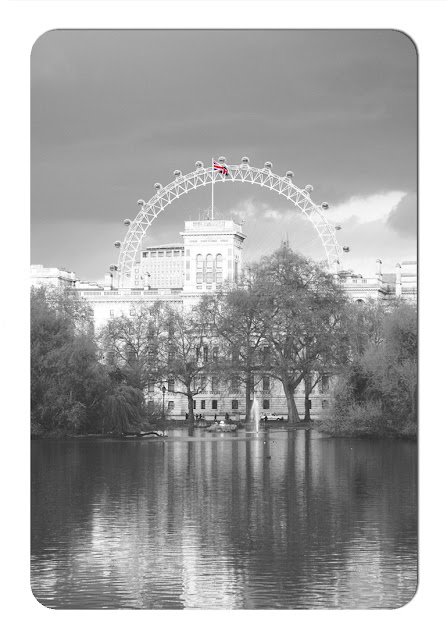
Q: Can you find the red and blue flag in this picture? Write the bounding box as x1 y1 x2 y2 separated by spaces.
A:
213 161 228 176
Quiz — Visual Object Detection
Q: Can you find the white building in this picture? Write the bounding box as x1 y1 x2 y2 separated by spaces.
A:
30 265 77 288
180 215 245 294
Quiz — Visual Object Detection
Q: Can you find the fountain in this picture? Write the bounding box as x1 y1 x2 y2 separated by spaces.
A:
250 396 261 434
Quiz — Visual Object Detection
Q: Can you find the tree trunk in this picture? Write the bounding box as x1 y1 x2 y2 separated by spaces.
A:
187 392 195 426
304 375 312 421
283 381 300 424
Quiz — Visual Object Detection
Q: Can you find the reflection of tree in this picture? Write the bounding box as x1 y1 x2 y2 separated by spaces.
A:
32 436 416 609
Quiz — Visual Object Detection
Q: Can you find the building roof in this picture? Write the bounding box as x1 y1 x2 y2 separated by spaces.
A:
143 243 184 250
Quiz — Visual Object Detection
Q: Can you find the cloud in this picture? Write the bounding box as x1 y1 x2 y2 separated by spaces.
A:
386 192 417 237
230 197 296 223
328 191 406 225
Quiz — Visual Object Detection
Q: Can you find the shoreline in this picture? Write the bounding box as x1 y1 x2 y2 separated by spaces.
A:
30 419 416 441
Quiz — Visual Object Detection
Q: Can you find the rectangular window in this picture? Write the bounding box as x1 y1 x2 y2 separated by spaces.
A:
148 380 155 393
200 375 207 391
110 309 114 316
142 252 148 258
232 400 239 410
130 309 135 316
206 271 213 284
166 251 172 257
193 400 196 410
263 399 270 410
174 251 180 257
212 347 218 362
212 400 218 410
168 401 174 411
212 376 219 393
231 376 239 394
262 375 270 391
203 346 209 362
151 252 156 258
322 375 330 393
168 378 175 392
158 251 164 257
322 399 329 409
201 400 206 410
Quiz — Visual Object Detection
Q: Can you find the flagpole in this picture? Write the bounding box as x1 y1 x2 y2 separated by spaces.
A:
211 157 214 220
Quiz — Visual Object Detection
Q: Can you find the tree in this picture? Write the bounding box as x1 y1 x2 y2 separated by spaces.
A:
99 301 164 391
322 300 417 437
102 385 146 434
156 305 211 425
248 246 350 424
31 285 108 435
201 274 267 421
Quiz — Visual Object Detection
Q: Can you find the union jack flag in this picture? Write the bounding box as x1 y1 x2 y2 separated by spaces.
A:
213 161 228 176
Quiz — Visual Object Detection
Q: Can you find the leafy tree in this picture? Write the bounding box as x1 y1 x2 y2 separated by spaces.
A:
156 305 211 425
31 286 108 435
201 275 267 421
322 300 417 437
248 246 350 424
99 301 164 391
102 385 146 434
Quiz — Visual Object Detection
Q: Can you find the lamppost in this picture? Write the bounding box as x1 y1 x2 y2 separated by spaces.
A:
162 385 166 418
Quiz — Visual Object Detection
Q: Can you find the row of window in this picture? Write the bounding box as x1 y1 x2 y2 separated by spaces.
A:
148 375 329 395
142 250 183 258
149 398 328 413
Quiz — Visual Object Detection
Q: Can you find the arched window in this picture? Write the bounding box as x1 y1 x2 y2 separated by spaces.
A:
196 254 203 284
216 253 223 285
206 253 213 269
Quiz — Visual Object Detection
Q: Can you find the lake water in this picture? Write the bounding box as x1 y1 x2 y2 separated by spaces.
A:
31 428 417 609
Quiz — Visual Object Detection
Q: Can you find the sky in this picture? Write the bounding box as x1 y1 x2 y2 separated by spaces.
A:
31 29 417 281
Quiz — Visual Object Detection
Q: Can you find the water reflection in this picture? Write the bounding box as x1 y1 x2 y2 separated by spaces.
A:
31 429 417 609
